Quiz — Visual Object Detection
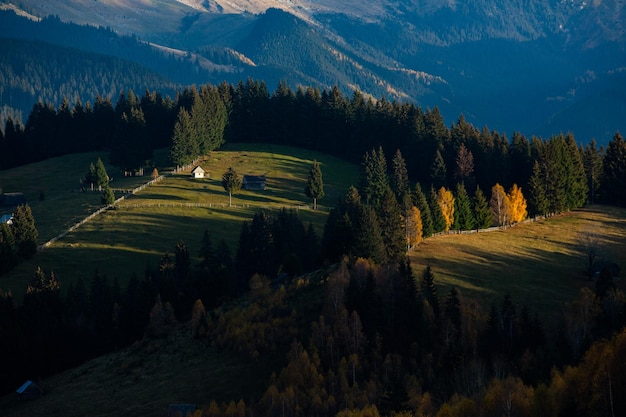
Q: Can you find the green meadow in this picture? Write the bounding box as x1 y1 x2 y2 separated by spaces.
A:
409 205 626 320
0 143 360 301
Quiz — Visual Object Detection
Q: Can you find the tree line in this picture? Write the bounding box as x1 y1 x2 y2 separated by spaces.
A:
2 80 624 206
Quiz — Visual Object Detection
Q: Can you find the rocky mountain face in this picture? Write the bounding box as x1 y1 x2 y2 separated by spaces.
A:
1 0 625 142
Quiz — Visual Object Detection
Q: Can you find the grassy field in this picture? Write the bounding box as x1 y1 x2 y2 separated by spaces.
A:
409 205 626 320
0 143 360 301
0 324 279 417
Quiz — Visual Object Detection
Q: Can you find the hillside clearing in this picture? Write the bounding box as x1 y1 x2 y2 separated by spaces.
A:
409 205 626 319
0 143 359 301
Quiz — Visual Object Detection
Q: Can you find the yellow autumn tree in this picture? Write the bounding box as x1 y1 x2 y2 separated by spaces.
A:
490 183 510 226
405 205 423 249
437 186 455 231
508 183 528 224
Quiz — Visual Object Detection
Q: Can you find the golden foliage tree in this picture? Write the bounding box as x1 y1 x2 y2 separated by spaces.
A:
508 183 528 224
405 205 423 249
436 186 455 231
489 183 510 226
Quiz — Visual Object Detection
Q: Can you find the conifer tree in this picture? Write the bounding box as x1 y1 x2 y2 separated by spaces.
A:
391 149 410 200
602 132 626 206
377 187 407 264
198 229 214 269
95 157 109 191
414 183 434 238
354 205 386 264
0 223 17 274
454 183 474 231
582 139 603 205
11 204 38 258
421 265 440 318
222 166 242 207
305 160 324 210
429 186 446 233
85 162 97 190
101 186 115 205
361 146 389 205
170 107 199 167
430 149 447 189
528 161 549 217
455 143 475 185
473 186 493 229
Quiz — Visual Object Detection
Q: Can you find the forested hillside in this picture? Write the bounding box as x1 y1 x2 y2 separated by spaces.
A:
1 74 626 415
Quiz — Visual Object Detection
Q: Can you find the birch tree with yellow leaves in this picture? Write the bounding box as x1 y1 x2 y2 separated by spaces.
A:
490 183 510 227
437 186 455 231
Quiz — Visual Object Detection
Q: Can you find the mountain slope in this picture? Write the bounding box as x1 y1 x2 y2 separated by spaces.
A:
1 0 625 143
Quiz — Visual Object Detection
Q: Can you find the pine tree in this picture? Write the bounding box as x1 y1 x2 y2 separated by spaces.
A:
377 187 407 264
85 162 97 190
454 183 475 231
305 160 324 210
455 143 475 185
473 186 493 229
0 223 17 274
11 204 38 258
528 161 549 217
391 149 410 200
361 146 389 205
198 229 214 269
581 139 603 205
413 183 434 238
602 132 626 206
95 157 109 191
222 166 242 207
101 186 115 205
170 107 199 167
429 186 446 233
354 205 386 264
430 149 447 189
421 265 440 318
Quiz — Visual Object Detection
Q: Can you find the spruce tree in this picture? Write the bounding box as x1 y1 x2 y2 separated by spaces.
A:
430 149 447 189
0 223 17 274
421 265 440 318
11 204 38 258
170 108 199 167
354 205 386 264
429 186 446 233
582 139 603 205
305 160 324 210
360 146 389 205
377 187 407 264
413 183 434 238
101 186 115 205
391 149 410 200
454 183 475 231
95 157 109 191
85 162 97 190
473 186 493 229
528 161 549 217
602 132 626 206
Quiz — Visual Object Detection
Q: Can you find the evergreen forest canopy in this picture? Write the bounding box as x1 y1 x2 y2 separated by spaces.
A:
1 77 626 415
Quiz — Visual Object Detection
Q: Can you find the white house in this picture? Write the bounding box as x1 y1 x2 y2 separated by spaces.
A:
190 166 206 179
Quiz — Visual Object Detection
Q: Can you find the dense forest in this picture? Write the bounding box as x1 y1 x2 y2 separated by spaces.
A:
1 79 626 415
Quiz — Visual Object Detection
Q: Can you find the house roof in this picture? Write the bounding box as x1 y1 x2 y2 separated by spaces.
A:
191 166 205 174
0 214 13 224
16 380 42 395
243 175 266 183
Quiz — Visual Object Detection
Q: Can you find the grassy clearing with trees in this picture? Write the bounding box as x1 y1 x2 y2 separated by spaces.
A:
0 143 359 301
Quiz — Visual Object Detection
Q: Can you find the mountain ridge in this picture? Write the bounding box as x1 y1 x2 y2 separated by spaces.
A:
1 0 625 143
